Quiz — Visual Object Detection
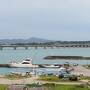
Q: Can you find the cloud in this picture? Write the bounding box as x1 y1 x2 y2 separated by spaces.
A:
0 0 90 40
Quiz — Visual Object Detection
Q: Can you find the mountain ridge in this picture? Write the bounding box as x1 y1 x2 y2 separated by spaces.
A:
0 37 53 44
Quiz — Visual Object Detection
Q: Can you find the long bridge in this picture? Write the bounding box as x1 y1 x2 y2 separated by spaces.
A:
0 44 90 50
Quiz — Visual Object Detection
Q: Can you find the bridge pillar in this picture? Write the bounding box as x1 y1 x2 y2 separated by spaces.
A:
50 46 53 49
56 46 60 49
86 45 88 48
14 47 17 50
35 46 38 49
44 46 46 49
0 47 3 50
25 47 28 50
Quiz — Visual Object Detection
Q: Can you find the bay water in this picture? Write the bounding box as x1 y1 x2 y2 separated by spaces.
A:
0 47 90 74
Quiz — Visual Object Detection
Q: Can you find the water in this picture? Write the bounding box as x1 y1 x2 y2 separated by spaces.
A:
0 47 90 74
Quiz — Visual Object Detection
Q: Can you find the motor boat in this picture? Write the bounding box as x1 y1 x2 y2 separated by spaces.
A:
39 64 60 68
9 58 38 68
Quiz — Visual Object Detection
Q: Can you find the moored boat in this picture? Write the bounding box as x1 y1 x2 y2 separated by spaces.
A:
39 64 61 68
9 58 38 68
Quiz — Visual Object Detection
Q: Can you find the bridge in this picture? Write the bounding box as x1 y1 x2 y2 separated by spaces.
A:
0 44 90 50
0 45 55 50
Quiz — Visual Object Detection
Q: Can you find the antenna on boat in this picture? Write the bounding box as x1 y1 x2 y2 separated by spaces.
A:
31 47 38 76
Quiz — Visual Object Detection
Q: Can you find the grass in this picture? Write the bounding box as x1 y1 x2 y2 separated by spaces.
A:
39 75 79 82
51 84 90 90
0 84 89 90
39 75 60 82
5 74 31 80
83 65 90 69
43 84 90 90
26 83 90 90
0 85 7 90
80 76 90 80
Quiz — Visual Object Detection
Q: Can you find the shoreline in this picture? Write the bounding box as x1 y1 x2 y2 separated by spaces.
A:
0 65 90 84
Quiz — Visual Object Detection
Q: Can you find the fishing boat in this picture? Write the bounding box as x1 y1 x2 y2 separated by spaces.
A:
9 58 38 68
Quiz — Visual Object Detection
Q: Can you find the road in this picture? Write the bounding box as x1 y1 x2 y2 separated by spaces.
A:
71 65 90 76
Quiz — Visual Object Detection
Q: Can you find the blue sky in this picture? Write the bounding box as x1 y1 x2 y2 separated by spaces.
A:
0 0 90 41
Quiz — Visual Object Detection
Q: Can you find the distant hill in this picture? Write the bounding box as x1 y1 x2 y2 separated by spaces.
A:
0 37 90 45
0 37 53 45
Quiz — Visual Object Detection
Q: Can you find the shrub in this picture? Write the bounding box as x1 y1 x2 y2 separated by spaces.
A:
39 75 60 82
69 75 78 81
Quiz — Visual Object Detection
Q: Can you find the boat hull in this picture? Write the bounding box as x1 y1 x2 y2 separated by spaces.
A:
9 63 38 68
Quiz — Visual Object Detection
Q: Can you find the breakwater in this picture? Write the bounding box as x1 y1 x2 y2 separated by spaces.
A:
44 56 90 60
0 64 10 67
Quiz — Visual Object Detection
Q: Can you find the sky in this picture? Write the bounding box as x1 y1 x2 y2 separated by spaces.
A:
0 0 90 41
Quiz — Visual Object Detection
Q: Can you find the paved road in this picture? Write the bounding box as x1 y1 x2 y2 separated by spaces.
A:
71 66 90 76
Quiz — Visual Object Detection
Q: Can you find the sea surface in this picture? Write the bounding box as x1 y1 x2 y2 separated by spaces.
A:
0 47 90 74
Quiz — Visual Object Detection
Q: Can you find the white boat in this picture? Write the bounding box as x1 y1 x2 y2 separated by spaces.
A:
9 58 38 68
40 65 60 68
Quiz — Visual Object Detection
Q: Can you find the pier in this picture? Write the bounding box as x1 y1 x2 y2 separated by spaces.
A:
0 44 90 50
